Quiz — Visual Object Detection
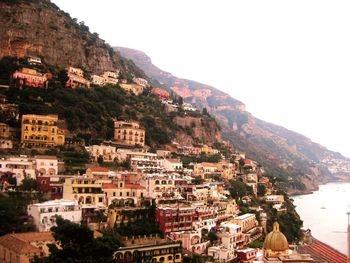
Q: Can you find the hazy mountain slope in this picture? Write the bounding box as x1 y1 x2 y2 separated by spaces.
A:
116 47 350 190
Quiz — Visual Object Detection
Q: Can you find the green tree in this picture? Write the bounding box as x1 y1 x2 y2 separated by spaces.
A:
229 180 253 199
19 178 38 191
97 155 104 164
32 217 118 263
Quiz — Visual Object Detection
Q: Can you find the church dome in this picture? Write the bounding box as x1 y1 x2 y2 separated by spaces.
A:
263 222 289 252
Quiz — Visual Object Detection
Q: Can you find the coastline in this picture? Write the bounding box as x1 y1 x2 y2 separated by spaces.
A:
292 181 350 257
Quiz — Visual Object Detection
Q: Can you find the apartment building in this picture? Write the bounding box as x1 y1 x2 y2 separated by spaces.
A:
21 114 65 147
114 120 145 146
27 199 82 232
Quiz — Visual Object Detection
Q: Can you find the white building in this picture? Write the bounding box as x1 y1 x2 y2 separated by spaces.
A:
27 199 82 232
103 71 119 85
34 155 58 176
133 77 149 87
208 246 236 262
163 159 183 172
0 156 35 185
183 103 197 111
91 75 105 86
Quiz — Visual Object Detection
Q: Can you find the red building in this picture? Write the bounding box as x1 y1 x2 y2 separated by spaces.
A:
13 68 48 88
156 205 196 234
36 176 63 200
236 248 257 262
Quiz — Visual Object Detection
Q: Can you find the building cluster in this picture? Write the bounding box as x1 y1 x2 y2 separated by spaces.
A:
2 56 348 263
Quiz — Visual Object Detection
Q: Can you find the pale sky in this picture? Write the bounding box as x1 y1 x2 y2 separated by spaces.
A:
52 0 350 157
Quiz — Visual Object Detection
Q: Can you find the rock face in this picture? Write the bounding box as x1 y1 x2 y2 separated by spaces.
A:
117 46 350 190
173 116 221 146
0 0 144 77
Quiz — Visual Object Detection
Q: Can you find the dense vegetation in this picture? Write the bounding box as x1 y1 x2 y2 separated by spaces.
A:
32 217 119 263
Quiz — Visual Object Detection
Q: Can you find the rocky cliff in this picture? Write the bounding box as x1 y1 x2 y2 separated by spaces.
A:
0 0 145 78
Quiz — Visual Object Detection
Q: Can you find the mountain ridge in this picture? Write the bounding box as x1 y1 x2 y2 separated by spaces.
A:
116 46 350 191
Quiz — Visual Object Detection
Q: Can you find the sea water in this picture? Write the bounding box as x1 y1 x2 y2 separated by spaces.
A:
292 182 350 255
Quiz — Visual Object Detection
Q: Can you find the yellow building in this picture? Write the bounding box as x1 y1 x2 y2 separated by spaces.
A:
21 114 65 147
114 239 182 263
114 119 145 146
63 177 106 208
120 83 144 95
0 232 54 263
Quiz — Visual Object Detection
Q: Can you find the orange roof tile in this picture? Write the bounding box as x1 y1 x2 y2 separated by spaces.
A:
298 239 347 263
0 232 54 254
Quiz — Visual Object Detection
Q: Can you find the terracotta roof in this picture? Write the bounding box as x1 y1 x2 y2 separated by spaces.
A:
244 159 253 165
298 239 347 263
0 232 54 254
102 183 117 189
89 167 109 173
125 183 145 189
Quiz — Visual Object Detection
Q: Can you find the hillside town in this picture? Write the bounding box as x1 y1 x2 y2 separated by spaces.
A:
0 56 349 263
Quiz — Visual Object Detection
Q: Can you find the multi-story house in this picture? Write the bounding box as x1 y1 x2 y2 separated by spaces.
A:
219 222 246 249
232 213 257 233
0 156 36 185
120 83 144 95
27 56 42 65
91 74 105 86
169 230 209 254
103 71 119 85
21 114 65 147
156 204 196 234
194 162 219 178
163 159 183 172
114 119 145 146
114 238 182 263
102 181 146 206
207 245 236 262
0 232 54 263
129 152 163 173
13 68 48 88
27 199 82 232
86 144 118 162
140 174 180 201
132 77 149 87
66 67 90 88
62 176 107 218
34 155 58 176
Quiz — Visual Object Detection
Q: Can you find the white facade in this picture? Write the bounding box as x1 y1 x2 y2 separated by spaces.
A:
35 155 58 176
91 75 105 86
133 77 149 87
163 159 183 172
28 199 82 232
208 246 236 262
103 71 119 85
0 156 35 185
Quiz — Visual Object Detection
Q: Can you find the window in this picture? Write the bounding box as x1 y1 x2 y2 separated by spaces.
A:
98 197 103 202
126 192 129 196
